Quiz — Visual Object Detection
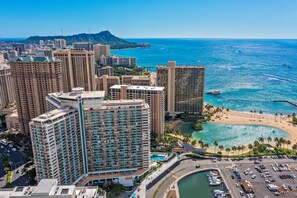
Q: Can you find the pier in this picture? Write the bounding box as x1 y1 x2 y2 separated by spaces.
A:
273 100 297 108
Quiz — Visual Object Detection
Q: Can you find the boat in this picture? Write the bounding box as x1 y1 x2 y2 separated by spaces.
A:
214 190 226 197
206 90 221 95
207 171 221 186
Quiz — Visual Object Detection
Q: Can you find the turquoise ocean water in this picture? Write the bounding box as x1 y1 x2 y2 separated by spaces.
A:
112 39 297 115
179 122 290 148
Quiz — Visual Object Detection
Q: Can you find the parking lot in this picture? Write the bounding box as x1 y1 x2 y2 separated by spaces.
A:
223 156 297 197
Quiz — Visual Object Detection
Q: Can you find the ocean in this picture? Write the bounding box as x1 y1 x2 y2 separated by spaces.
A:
112 39 297 115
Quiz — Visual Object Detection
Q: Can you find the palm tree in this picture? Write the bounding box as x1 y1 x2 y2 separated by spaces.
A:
254 141 260 148
275 113 278 122
191 140 197 146
279 137 285 149
198 139 204 147
219 145 224 153
237 146 241 156
241 145 246 155
267 136 272 145
204 143 209 150
286 140 291 149
292 144 297 153
214 140 219 153
274 137 279 145
258 136 264 144
225 148 231 156
232 146 237 156
248 144 253 150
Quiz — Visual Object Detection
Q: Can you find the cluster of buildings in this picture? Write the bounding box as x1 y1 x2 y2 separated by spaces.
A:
0 38 205 188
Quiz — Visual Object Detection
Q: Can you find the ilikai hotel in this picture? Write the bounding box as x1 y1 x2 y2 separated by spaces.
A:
30 88 150 186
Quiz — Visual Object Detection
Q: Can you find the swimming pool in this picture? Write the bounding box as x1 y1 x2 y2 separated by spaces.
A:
150 152 170 162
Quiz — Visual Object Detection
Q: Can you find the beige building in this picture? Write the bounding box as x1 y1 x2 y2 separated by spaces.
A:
54 39 67 49
9 56 63 134
0 52 5 63
53 49 96 92
0 64 15 107
96 75 120 96
157 61 205 115
93 44 110 59
95 66 114 77
0 179 103 198
110 85 165 137
122 75 151 86
5 109 20 131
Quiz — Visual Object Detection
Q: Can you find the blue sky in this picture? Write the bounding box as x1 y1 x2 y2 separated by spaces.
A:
0 0 296 38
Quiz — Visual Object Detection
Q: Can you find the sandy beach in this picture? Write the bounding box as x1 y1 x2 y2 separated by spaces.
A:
212 109 297 145
166 108 297 155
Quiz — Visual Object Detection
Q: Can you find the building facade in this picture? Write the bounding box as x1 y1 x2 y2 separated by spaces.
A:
95 66 114 77
93 44 110 59
110 85 165 137
73 42 93 51
9 56 63 134
53 49 96 92
33 88 150 186
122 75 151 86
95 75 120 96
54 39 67 49
100 55 136 67
0 64 15 107
157 61 205 115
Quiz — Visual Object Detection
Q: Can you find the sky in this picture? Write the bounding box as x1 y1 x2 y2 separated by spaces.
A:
0 0 297 39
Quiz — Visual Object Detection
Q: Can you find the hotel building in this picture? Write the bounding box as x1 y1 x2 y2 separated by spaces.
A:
53 49 96 92
122 75 151 86
157 61 205 115
110 85 165 137
95 75 120 96
32 88 150 186
95 66 114 77
0 63 15 107
54 39 67 49
93 44 110 59
9 56 62 134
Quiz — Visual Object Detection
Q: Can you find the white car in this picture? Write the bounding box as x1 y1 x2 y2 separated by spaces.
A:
8 144 13 148
251 174 256 179
12 148 17 152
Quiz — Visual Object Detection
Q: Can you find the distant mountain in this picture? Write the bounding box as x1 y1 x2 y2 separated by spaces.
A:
22 31 149 49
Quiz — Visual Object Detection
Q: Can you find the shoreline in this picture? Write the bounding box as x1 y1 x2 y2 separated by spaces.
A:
168 107 297 155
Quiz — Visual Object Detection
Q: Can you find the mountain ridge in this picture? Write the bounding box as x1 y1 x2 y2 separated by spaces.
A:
22 30 148 49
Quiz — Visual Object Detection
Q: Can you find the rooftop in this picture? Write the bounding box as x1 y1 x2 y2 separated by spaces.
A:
50 88 105 100
0 63 10 70
9 55 60 63
32 179 57 195
31 107 75 122
110 84 164 91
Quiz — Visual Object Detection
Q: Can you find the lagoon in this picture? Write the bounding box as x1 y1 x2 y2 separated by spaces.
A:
179 122 290 148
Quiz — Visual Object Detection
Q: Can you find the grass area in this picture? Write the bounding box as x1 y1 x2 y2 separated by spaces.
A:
6 170 12 184
153 168 185 198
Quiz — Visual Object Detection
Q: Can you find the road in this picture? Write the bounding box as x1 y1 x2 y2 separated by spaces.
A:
0 141 27 187
146 157 297 198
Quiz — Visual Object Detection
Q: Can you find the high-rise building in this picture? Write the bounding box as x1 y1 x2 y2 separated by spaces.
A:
30 107 83 184
53 49 96 92
95 66 114 77
9 56 63 134
33 88 150 186
0 64 15 107
110 85 165 137
100 55 136 67
0 179 102 198
122 75 151 86
12 43 25 56
157 61 205 115
96 75 120 96
73 42 93 51
0 52 5 63
54 39 67 48
93 44 110 59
